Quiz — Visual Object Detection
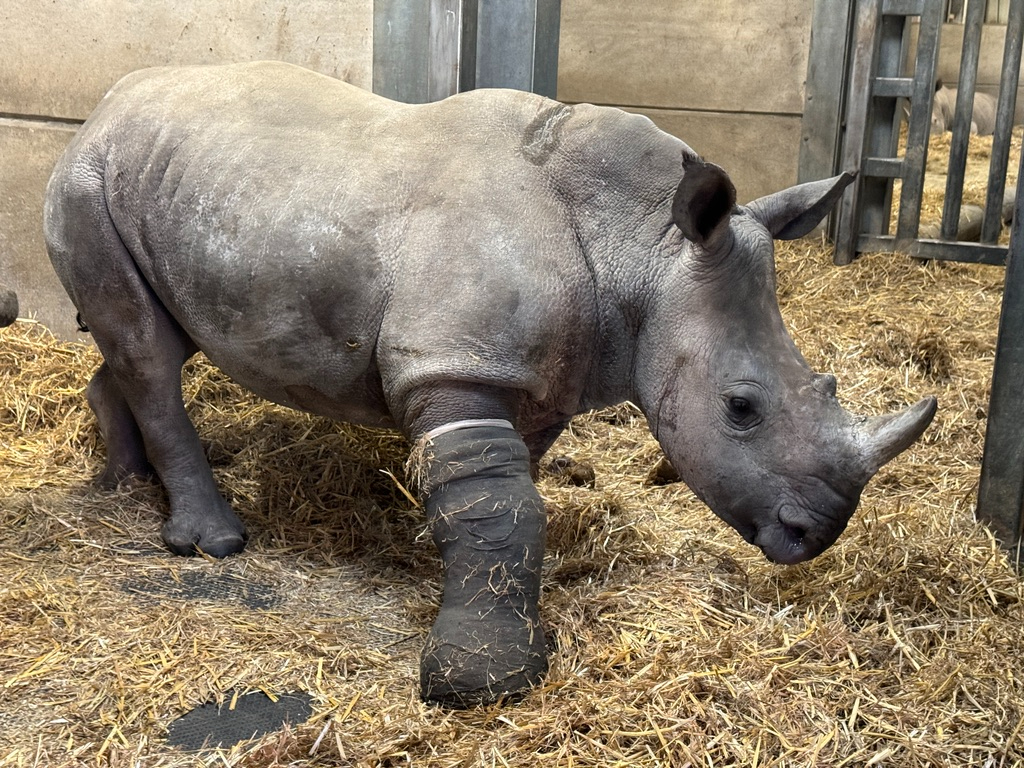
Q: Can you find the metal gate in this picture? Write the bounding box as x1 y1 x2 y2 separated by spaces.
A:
803 0 1024 562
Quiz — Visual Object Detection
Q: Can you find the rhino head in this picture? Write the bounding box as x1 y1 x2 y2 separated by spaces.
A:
637 154 936 565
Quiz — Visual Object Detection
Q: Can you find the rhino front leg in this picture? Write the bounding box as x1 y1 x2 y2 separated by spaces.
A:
402 385 547 707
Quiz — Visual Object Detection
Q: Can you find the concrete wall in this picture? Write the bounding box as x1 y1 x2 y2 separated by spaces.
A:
1 0 812 339
0 0 374 339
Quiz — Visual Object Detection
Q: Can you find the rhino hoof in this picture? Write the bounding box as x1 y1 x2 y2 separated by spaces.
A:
420 605 548 708
95 463 155 490
161 512 248 558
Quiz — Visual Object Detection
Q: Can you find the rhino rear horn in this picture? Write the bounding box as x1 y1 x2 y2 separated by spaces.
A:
672 152 736 247
747 172 856 240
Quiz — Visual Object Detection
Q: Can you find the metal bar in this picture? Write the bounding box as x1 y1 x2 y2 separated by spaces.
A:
372 0 431 104
861 9 906 237
471 0 560 95
873 76 916 97
458 0 479 93
799 0 856 193
895 0 943 240
857 234 1009 265
475 0 539 91
428 0 465 102
863 157 905 178
977 145 1024 564
836 0 885 265
982 3 1024 243
882 0 924 15
942 1 986 241
532 0 561 98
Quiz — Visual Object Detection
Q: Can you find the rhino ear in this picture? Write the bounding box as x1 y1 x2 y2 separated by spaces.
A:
672 151 736 246
746 172 856 240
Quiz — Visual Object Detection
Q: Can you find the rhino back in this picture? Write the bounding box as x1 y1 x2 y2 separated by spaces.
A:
51 61 683 428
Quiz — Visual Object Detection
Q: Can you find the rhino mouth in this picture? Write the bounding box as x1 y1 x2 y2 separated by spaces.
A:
753 504 842 565
754 521 812 565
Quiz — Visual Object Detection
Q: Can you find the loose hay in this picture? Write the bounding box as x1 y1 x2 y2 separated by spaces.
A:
3 140 1024 766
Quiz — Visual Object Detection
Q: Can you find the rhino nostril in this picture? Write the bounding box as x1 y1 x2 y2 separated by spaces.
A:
783 523 806 544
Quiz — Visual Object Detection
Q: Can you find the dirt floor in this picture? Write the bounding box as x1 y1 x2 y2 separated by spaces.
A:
2 141 1023 766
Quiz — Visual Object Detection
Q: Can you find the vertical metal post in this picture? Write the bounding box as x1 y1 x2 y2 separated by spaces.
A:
373 0 431 104
835 0 884 265
373 0 561 104
473 0 560 97
977 142 1024 567
981 1 1024 243
799 0 856 189
428 0 468 102
942 0 986 241
894 0 943 241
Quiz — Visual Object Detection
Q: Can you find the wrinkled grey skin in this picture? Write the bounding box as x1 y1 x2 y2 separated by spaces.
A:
46 62 935 641
932 83 997 135
0 284 16 327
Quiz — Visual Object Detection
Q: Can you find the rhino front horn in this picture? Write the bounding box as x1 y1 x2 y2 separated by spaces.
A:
858 396 938 476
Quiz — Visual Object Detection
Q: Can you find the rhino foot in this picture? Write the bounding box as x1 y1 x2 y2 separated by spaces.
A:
421 603 547 708
161 503 247 558
95 462 155 490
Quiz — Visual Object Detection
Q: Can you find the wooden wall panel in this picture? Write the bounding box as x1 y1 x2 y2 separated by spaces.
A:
557 0 813 115
633 108 804 203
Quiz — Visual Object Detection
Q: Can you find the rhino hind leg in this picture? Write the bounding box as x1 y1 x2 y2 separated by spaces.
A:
58 205 246 558
416 421 548 708
91 301 247 558
86 362 154 487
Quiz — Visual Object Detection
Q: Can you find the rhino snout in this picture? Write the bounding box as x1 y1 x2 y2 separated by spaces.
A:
754 503 847 565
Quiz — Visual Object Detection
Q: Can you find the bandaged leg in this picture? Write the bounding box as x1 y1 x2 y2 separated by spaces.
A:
416 420 547 708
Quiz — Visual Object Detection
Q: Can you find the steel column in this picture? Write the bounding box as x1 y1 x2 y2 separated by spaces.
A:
373 0 560 104
977 146 1024 567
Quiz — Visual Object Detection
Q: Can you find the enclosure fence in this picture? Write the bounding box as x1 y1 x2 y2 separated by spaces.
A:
806 0 1024 562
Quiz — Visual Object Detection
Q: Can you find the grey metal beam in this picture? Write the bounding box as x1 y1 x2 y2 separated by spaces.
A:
474 0 560 97
374 0 561 103
857 234 1009 265
977 142 1024 566
373 0 431 104
942 0 986 241
835 0 885 265
427 0 468 102
982 2 1024 243
799 0 855 191
894 0 943 241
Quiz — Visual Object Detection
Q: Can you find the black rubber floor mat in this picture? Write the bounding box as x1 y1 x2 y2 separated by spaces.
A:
121 569 282 610
165 691 313 750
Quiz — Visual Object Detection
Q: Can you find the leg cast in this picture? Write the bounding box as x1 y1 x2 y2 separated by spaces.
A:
417 422 548 708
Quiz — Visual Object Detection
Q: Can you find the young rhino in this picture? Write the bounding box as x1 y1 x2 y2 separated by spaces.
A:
932 81 998 135
43 62 936 709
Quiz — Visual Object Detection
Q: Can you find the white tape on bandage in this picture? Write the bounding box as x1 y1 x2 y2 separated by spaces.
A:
422 419 515 443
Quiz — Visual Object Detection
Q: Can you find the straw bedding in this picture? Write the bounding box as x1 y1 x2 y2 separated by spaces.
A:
2 134 1023 766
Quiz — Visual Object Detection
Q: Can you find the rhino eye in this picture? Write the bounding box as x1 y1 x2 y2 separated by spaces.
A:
729 397 751 415
724 394 762 430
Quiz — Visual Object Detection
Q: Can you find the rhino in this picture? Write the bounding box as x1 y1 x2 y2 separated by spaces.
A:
0 284 16 327
931 81 998 135
44 62 936 708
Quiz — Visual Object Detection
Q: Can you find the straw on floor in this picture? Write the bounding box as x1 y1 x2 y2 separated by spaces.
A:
1 133 1022 767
